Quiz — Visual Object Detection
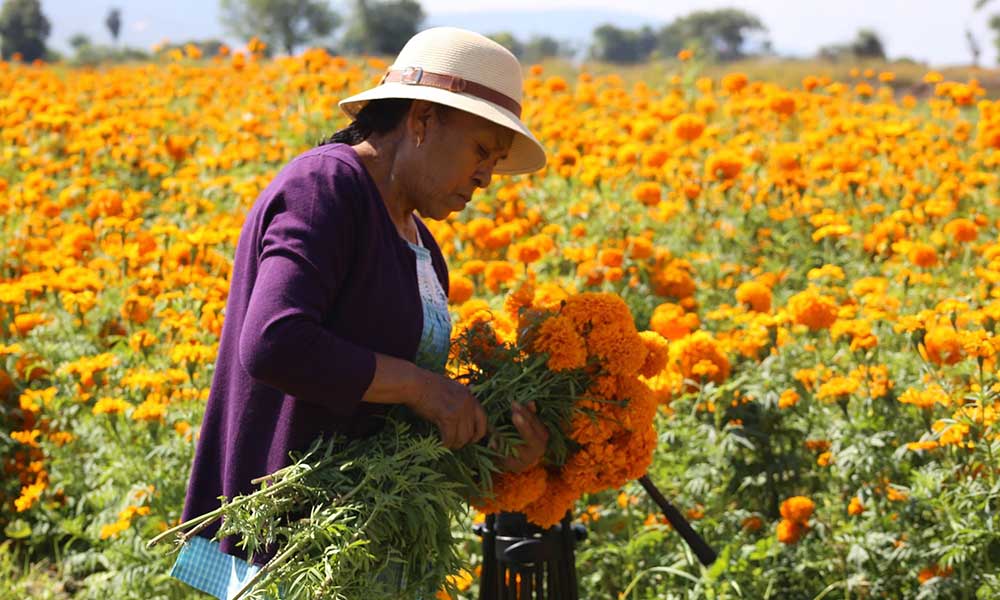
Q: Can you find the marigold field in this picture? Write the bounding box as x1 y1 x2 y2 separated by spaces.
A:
1 47 999 599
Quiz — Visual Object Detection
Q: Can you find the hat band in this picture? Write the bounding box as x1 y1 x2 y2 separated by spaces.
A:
380 67 522 118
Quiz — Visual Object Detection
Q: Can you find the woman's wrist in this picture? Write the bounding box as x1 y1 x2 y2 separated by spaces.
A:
363 353 425 407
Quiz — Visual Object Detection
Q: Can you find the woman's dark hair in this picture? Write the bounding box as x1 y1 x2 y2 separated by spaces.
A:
316 98 415 147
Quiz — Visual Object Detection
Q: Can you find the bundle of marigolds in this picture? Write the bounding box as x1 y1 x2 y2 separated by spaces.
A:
147 288 667 600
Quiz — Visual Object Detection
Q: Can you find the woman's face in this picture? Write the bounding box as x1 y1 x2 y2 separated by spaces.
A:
400 101 515 220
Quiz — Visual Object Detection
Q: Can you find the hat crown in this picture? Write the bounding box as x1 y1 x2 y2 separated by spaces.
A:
390 27 523 104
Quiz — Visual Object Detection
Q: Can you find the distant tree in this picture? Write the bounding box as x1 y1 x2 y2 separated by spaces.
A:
665 8 766 61
69 33 93 51
219 0 341 55
990 14 1000 64
966 27 981 66
0 0 51 61
106 7 122 45
488 31 523 58
523 35 564 62
850 28 885 59
341 0 424 56
590 23 656 63
818 28 886 61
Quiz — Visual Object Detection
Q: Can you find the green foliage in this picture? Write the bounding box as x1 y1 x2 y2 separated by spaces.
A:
219 0 341 55
340 0 424 56
146 338 592 599
0 0 51 62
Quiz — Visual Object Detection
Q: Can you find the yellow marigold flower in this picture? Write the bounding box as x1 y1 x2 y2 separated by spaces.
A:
10 429 41 447
99 519 130 540
735 281 772 312
132 399 166 422
898 385 949 409
677 49 693 61
92 396 132 416
787 288 838 331
816 376 859 402
816 451 833 467
14 480 46 512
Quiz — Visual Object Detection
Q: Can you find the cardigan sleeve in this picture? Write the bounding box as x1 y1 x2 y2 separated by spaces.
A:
237 155 377 416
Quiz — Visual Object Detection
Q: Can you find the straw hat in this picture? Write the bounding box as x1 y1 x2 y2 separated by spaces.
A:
338 27 547 175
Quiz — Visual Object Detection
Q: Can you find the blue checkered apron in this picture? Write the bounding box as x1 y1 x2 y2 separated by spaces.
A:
170 234 452 599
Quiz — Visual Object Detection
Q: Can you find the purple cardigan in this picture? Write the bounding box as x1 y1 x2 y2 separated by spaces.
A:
180 143 450 564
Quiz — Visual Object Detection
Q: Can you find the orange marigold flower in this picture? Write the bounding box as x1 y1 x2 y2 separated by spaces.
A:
776 518 805 544
741 515 763 532
918 564 953 584
735 281 772 312
651 258 697 299
779 496 815 525
778 389 800 409
705 150 745 181
787 288 838 331
533 316 587 372
671 331 730 386
649 302 699 340
721 72 748 93
632 182 662 206
638 331 670 378
522 473 579 528
922 326 964 366
847 497 864 516
628 236 654 259
472 465 548 514
671 113 705 142
908 242 938 268
448 276 474 304
944 218 978 243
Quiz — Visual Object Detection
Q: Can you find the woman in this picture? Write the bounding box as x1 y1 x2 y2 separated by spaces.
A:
169 27 550 599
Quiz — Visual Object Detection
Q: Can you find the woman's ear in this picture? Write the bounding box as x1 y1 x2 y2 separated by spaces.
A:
406 100 436 147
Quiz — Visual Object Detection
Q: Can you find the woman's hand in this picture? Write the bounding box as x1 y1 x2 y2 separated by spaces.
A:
406 369 488 450
498 401 550 473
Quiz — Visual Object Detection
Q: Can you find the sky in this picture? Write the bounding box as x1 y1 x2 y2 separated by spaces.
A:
37 0 1000 67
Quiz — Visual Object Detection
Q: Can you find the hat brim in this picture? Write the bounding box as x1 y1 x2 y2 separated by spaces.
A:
339 83 547 175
